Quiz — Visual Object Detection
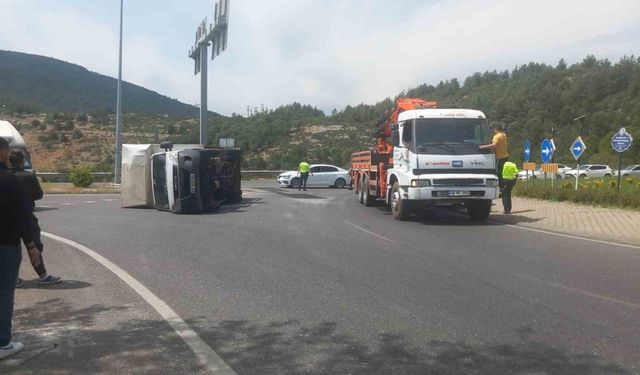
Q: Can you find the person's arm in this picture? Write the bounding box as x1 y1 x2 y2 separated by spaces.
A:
31 173 44 201
479 136 498 150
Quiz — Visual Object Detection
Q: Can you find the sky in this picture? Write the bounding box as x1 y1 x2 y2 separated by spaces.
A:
1 0 639 116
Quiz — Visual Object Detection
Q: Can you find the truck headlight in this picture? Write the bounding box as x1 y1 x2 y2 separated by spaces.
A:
485 179 498 187
410 179 431 187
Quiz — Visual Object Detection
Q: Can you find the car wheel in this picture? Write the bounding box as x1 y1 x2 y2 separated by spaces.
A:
556 174 562 179
334 178 346 189
290 178 301 189
391 182 410 220
605 173 612 177
579 173 587 178
531 175 537 180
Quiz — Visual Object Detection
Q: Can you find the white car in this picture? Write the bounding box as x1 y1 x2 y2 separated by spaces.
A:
613 164 640 177
277 164 351 188
517 164 572 180
565 164 614 178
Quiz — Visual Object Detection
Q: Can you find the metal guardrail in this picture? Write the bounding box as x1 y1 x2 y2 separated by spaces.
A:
36 170 286 183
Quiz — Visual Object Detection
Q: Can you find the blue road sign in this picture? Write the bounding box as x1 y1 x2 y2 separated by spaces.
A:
611 127 633 153
570 136 587 160
541 138 554 163
523 140 531 162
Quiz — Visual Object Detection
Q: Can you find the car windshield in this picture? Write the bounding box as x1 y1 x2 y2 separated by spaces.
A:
579 165 589 170
414 118 490 155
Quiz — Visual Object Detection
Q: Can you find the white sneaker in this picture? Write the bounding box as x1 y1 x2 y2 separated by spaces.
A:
0 341 24 359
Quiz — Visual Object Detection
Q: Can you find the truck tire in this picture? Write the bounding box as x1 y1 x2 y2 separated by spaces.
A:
358 178 365 204
467 200 492 221
391 182 410 220
362 175 375 207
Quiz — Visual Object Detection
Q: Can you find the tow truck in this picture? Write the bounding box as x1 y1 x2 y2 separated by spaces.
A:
350 98 499 221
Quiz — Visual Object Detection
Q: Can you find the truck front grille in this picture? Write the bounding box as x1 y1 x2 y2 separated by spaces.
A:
431 178 484 186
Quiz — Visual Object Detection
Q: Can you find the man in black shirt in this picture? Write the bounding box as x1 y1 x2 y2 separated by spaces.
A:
0 137 35 359
10 151 61 286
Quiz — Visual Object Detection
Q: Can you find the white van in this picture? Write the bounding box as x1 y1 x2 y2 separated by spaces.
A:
0 120 32 169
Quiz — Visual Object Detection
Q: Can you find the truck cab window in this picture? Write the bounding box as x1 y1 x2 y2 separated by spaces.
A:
402 121 413 144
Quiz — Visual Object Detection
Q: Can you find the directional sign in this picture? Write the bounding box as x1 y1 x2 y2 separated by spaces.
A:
611 127 633 153
541 138 554 164
523 140 531 162
570 136 586 160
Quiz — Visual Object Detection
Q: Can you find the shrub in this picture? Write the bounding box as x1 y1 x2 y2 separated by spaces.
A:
69 166 94 188
624 177 634 185
608 180 616 189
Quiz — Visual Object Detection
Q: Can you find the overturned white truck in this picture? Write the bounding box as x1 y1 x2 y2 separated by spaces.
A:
121 143 242 214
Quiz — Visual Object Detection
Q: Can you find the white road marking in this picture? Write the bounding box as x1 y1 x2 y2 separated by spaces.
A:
515 273 639 309
101 198 118 202
60 203 75 206
41 232 237 375
82 200 97 204
343 220 394 243
498 223 640 250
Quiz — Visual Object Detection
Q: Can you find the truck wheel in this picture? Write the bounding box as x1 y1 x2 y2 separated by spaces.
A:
362 176 375 207
358 178 365 204
391 182 410 220
467 200 492 221
290 178 301 189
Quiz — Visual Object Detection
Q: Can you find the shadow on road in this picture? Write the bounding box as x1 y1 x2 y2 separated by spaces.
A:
260 187 327 200
3 299 205 375
190 318 630 375
34 206 58 212
2 298 630 374
17 279 92 290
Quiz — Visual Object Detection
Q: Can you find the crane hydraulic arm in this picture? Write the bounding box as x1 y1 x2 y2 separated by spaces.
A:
374 98 437 153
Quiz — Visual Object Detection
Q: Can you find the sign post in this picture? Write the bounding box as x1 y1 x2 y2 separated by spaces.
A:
541 139 554 189
523 140 531 188
610 127 633 192
570 136 586 191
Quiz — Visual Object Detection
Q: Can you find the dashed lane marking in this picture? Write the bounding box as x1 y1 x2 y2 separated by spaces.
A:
41 232 237 375
515 273 639 309
343 220 394 243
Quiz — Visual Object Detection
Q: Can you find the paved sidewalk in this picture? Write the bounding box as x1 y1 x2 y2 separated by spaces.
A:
491 197 640 246
1 239 207 374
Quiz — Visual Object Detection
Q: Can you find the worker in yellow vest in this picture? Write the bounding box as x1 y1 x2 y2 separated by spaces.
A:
297 161 312 191
501 161 518 214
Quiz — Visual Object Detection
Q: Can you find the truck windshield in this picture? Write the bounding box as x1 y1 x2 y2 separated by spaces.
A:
414 118 491 155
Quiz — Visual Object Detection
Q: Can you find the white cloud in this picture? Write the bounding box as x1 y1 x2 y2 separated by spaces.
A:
1 0 640 115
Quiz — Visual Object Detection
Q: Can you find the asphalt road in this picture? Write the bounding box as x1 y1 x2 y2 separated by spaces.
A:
34 180 640 374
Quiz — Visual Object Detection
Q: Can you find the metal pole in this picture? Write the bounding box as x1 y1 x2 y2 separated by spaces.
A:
575 162 579 191
114 0 124 184
617 152 622 192
199 44 208 145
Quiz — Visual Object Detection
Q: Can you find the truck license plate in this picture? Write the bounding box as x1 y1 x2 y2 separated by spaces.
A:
448 190 470 197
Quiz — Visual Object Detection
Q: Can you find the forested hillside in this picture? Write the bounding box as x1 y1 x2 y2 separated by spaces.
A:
0 50 199 116
2 54 639 171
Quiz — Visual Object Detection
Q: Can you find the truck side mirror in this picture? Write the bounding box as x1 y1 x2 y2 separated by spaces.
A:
391 130 400 147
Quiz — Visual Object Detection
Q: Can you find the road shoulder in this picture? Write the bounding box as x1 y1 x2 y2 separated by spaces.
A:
1 238 207 375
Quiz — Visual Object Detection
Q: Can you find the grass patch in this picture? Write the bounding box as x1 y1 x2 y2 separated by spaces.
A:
514 176 640 210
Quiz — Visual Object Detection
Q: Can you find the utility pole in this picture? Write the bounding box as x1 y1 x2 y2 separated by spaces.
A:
189 0 230 146
114 0 124 183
